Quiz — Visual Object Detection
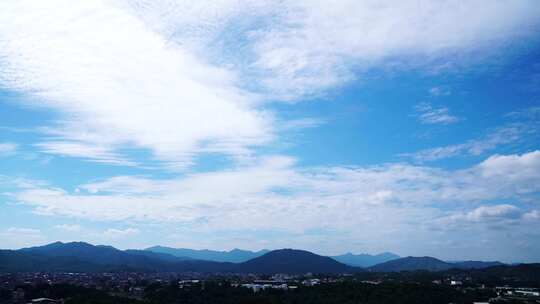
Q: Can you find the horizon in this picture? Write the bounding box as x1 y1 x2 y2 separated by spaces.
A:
4 240 391 256
0 240 521 264
1 1 540 264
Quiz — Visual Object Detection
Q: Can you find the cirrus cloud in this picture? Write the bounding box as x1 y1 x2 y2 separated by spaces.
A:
414 102 459 125
0 0 272 169
103 228 139 239
10 151 540 233
1 0 539 169
0 142 17 156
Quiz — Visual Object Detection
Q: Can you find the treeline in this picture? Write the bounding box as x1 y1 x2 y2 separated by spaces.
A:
0 284 140 304
144 281 495 304
4 281 496 304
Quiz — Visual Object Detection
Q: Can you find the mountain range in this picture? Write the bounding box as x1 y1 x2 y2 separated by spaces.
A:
0 242 508 274
145 246 269 263
237 249 356 274
369 256 505 272
144 246 401 266
331 252 400 267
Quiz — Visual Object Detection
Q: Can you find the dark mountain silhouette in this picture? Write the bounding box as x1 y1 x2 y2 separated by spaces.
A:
0 250 106 273
3 243 355 274
22 242 184 267
124 249 194 262
236 249 360 274
1 242 512 275
146 246 269 263
15 242 232 273
331 252 400 267
2 245 359 274
442 263 540 287
369 256 454 272
452 260 504 269
369 256 506 272
476 263 540 282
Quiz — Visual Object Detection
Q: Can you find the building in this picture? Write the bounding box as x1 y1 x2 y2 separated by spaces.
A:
30 298 62 303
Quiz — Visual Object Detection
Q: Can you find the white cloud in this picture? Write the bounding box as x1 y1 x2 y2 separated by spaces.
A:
277 118 325 131
414 102 459 125
36 142 137 166
247 0 540 98
0 1 272 169
0 227 46 249
54 224 82 232
437 204 522 226
410 125 522 161
0 176 49 190
4 227 41 235
523 210 540 221
479 151 540 179
467 205 522 221
506 106 540 120
5 151 540 258
11 151 540 234
406 107 540 162
431 204 540 238
103 228 139 239
0 142 17 156
429 86 451 97
1 1 538 168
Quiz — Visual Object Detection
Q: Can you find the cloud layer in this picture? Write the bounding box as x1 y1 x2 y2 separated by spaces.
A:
1 1 540 260
0 1 272 168
0 143 17 156
1 1 539 168
247 0 540 97
406 107 540 162
9 151 540 255
415 102 459 125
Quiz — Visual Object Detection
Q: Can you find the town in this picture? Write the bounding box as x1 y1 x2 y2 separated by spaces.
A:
1 271 539 304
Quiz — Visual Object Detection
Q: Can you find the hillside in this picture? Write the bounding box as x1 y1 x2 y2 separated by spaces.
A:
369 256 454 272
3 243 358 274
452 260 504 269
11 242 233 273
0 250 106 273
236 249 360 274
146 246 269 263
0 242 514 275
21 242 184 269
332 252 400 267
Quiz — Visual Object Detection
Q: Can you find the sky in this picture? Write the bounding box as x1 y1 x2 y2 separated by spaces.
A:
0 0 540 263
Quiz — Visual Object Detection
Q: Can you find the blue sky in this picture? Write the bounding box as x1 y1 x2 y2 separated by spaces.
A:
1 0 540 263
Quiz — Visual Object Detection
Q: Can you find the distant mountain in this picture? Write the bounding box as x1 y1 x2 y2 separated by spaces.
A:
369 256 506 272
5 243 363 274
236 249 361 274
22 242 127 264
452 260 504 269
332 252 400 267
440 263 540 287
13 242 232 273
0 250 107 273
146 246 269 263
369 256 454 272
124 249 194 262
22 242 184 267
0 242 512 275
474 263 540 284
